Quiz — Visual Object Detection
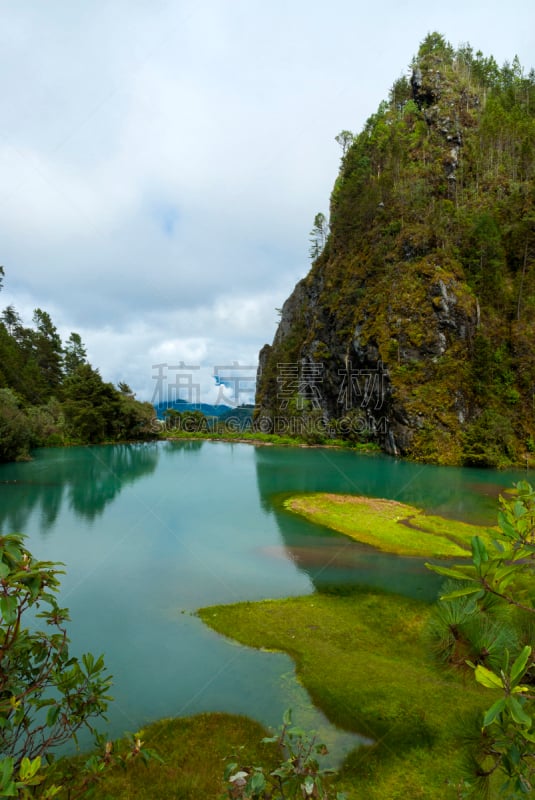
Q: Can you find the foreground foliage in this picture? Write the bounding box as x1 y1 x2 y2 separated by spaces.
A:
427 481 535 798
224 710 344 800
0 534 157 798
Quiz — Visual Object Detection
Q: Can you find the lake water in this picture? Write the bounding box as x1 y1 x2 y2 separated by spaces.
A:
0 441 531 760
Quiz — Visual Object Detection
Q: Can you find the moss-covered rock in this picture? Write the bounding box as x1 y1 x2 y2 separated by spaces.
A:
255 34 535 466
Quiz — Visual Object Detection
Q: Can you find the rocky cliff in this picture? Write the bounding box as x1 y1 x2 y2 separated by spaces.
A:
255 34 535 466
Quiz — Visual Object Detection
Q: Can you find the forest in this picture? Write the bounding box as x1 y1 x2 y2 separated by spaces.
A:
0 267 156 462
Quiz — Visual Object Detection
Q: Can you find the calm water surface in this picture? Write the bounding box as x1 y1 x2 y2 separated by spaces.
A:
0 442 531 758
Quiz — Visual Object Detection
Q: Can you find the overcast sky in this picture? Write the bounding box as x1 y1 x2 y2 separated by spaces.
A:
0 1 533 404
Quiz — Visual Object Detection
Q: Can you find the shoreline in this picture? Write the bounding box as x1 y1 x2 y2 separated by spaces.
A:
8 429 535 470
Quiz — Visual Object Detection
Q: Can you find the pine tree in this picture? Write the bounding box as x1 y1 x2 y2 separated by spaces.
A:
64 332 87 375
308 212 329 260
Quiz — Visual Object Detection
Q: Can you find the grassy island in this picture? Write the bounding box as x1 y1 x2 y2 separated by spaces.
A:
283 493 494 558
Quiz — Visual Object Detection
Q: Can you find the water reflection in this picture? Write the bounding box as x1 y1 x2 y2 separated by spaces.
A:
163 439 205 455
253 446 530 522
0 443 160 532
257 502 443 602
253 446 532 601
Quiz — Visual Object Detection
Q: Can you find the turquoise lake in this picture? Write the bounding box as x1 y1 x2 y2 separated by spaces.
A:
0 441 532 759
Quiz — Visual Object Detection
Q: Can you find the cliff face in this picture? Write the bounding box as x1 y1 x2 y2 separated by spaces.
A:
255 35 535 466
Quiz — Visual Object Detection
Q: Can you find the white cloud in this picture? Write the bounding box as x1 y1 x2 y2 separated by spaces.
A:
0 0 533 401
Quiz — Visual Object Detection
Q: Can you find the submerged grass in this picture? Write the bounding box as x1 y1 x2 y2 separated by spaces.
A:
198 591 494 799
284 493 495 557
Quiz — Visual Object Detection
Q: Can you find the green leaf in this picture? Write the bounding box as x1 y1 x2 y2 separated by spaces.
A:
0 595 18 625
440 586 483 601
82 652 95 673
474 665 504 689
510 646 532 686
0 758 17 797
471 536 488 570
498 511 517 540
248 772 266 794
483 697 506 727
506 696 532 727
19 756 41 781
513 500 526 519
0 758 14 782
288 726 306 738
224 763 238 781
46 705 60 728
271 766 293 779
425 564 477 582
493 565 518 592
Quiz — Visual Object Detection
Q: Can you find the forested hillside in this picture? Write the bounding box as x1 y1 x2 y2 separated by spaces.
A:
256 34 535 466
0 268 156 461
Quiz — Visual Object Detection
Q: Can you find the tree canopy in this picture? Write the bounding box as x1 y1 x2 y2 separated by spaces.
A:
0 270 156 461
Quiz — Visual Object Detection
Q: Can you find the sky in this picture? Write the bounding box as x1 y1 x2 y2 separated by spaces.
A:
0 1 533 405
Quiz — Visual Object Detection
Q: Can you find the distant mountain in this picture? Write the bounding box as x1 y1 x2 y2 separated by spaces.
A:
217 405 255 426
255 34 535 467
154 399 233 419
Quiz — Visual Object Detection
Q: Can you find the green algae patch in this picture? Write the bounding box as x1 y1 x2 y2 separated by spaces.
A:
198 592 494 800
284 493 494 558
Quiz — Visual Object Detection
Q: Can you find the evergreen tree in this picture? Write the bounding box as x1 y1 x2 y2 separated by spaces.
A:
1 305 22 337
64 331 87 375
335 130 354 156
309 212 329 260
118 381 134 396
31 308 64 396
61 364 120 444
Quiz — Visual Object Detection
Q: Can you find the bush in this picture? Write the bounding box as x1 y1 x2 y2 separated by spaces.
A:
0 534 157 797
427 482 535 797
223 710 345 800
0 389 31 462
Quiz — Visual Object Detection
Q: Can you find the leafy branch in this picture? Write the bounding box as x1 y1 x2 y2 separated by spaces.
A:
427 482 535 798
0 533 160 797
